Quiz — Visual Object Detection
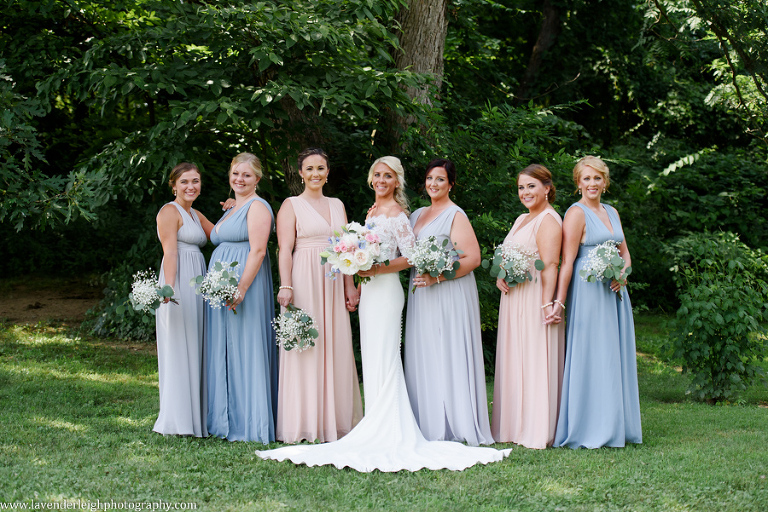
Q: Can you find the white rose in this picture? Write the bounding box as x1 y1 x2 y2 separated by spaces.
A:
347 221 364 233
338 252 357 275
354 249 372 270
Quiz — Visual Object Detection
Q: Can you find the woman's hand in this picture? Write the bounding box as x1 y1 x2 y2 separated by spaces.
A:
544 302 563 325
276 288 293 308
228 284 248 312
357 264 379 279
610 277 627 294
412 273 440 289
221 198 236 210
345 286 360 312
496 277 510 294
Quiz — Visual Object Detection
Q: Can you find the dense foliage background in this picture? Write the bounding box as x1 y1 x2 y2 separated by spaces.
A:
2 0 767 392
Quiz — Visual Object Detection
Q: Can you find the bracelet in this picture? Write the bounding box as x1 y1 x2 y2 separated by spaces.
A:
279 285 293 291
541 301 553 309
554 299 565 309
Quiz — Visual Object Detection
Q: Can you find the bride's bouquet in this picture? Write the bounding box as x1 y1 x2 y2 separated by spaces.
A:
190 260 241 313
272 304 319 352
320 221 389 284
482 243 544 288
407 236 461 293
128 269 177 314
579 240 631 299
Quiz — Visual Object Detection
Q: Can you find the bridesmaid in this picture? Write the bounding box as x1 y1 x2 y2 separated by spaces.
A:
553 156 642 449
206 152 278 443
491 164 564 449
274 148 363 443
404 158 494 446
154 162 213 437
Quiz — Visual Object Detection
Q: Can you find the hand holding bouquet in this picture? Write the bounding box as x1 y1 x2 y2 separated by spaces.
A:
272 304 319 352
128 269 178 314
190 261 241 313
482 243 545 288
408 236 461 293
579 240 631 299
320 221 389 284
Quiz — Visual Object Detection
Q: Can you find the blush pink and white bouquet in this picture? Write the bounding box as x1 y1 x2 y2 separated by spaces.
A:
319 221 389 284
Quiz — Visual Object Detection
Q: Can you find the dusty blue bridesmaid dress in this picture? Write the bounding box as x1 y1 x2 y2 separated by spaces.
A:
206 197 278 443
554 202 642 449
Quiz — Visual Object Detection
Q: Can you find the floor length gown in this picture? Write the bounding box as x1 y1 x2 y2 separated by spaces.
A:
154 201 208 437
206 197 278 443
404 204 494 446
256 213 511 471
491 208 564 449
554 202 642 449
276 196 363 443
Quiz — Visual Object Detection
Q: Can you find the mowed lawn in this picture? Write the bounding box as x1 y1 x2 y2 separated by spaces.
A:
0 315 766 511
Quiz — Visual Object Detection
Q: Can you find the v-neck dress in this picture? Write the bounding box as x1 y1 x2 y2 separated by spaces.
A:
554 202 642 448
491 208 564 448
276 196 363 443
154 201 208 437
403 204 494 446
206 197 278 443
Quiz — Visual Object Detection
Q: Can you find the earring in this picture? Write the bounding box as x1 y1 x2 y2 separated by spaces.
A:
577 189 582 195
449 187 452 192
173 189 177 196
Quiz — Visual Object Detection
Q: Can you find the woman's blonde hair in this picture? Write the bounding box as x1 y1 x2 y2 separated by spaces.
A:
573 155 610 191
368 156 409 214
230 153 263 188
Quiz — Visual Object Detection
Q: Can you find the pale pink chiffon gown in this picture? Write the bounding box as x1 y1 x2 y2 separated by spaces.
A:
276 196 363 443
492 208 565 449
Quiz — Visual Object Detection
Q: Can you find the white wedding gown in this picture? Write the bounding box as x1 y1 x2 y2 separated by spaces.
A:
256 213 511 472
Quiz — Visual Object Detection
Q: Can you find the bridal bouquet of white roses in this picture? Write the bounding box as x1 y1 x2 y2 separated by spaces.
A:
128 269 177 314
407 236 461 293
482 243 545 288
190 260 241 312
320 221 389 284
272 304 319 352
579 240 631 299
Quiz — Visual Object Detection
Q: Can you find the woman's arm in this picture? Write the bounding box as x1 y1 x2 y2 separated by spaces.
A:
275 199 296 308
610 209 632 293
550 207 585 320
340 201 360 311
156 205 182 291
230 201 273 309
537 214 563 324
195 210 215 240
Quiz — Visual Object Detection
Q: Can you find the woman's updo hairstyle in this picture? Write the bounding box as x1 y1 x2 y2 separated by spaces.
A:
229 153 263 191
168 162 200 189
423 158 457 187
297 147 329 171
572 156 610 191
518 163 556 204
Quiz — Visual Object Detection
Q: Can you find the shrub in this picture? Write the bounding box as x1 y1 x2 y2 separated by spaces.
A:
664 232 768 402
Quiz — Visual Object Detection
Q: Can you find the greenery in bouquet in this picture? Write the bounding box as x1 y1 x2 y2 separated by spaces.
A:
190 261 240 313
482 243 544 288
272 303 319 352
126 269 177 315
408 236 461 293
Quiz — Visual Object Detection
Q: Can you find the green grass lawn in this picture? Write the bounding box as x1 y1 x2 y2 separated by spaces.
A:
1 315 766 511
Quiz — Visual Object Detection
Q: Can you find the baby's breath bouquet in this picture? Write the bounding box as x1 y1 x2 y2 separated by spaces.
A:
579 240 631 299
190 261 241 313
128 269 178 314
272 304 319 352
407 236 461 293
482 243 545 288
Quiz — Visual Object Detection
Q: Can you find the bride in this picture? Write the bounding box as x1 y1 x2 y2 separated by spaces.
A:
256 156 510 472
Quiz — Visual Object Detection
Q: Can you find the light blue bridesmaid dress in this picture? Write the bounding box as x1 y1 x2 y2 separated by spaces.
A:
206 197 278 443
554 202 642 449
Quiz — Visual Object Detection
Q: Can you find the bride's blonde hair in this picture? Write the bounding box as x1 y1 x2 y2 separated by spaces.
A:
367 156 410 214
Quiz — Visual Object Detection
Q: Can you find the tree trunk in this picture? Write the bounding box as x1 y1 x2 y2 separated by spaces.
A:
387 0 448 145
515 0 561 103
